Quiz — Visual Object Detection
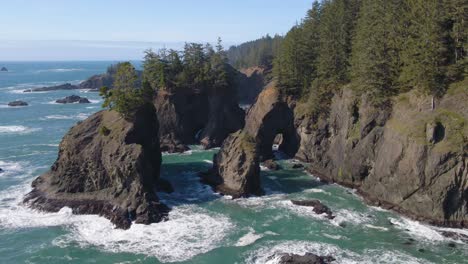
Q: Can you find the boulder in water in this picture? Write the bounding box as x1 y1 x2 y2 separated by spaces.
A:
8 100 28 107
55 95 90 104
291 199 335 219
278 253 336 264
263 159 281 170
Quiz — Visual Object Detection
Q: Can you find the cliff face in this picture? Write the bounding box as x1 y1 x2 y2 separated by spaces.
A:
154 86 245 152
296 85 467 227
236 66 270 104
209 79 467 227
24 106 168 229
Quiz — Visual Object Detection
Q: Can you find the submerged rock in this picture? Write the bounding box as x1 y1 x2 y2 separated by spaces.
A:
55 95 90 104
291 199 335 219
292 163 304 169
263 159 281 170
8 100 28 107
278 253 335 264
24 106 169 229
202 130 262 198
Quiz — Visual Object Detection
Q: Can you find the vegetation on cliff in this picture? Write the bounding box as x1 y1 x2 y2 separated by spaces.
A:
273 0 466 113
226 34 283 69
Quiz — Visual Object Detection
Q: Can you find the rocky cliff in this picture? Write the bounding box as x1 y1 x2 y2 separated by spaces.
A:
210 79 467 227
24 105 168 229
236 66 270 104
154 86 245 152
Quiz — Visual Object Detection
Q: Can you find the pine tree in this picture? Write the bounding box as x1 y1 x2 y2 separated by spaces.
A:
399 0 451 97
350 0 403 100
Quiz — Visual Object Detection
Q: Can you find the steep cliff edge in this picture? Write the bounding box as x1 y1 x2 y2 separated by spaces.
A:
24 106 168 229
296 83 467 227
154 86 245 152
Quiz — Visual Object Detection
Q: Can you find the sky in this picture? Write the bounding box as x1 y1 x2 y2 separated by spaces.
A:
0 0 314 61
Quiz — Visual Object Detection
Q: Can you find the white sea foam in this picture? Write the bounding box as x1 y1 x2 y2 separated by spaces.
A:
203 159 213 164
0 125 39 134
245 240 432 264
41 113 88 120
303 188 331 195
364 224 389 231
35 68 84 73
235 228 264 247
0 182 234 263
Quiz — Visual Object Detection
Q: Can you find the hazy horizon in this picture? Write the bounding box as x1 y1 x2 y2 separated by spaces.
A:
0 0 314 61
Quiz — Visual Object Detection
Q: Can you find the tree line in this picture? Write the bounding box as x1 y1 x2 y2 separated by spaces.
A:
100 38 236 119
274 0 466 107
227 34 283 69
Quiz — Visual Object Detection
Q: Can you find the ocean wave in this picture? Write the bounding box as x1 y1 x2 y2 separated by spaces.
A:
0 125 40 134
34 68 84 73
235 228 265 247
40 113 89 121
245 240 432 264
0 181 235 263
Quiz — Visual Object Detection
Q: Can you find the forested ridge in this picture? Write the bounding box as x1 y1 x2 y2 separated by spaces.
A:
273 0 466 114
226 35 283 69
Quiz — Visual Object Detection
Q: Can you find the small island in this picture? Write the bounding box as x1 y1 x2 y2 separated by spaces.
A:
55 95 90 104
8 100 29 107
0 67 8 72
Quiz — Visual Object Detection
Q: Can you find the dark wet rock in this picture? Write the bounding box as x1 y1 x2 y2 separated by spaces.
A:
447 242 457 248
292 163 304 169
440 231 468 243
157 178 174 194
418 248 426 253
8 100 28 107
154 84 244 152
201 130 262 198
56 95 90 104
0 168 3 173
278 253 335 264
24 83 79 92
263 159 281 170
1 67 8 72
24 106 168 229
291 199 335 219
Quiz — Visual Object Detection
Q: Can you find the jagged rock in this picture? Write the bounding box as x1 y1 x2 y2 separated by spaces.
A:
296 86 467 227
79 73 114 90
236 66 270 104
1 67 8 72
291 199 335 219
23 106 169 229
202 131 262 198
278 253 335 264
154 86 244 152
24 83 79 92
56 95 90 104
8 100 28 107
244 83 299 160
263 159 281 170
292 163 304 169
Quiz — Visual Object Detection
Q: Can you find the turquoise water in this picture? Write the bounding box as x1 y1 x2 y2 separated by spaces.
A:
0 62 467 264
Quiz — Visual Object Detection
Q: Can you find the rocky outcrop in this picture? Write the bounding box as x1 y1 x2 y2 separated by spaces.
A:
56 95 90 104
278 253 335 264
296 85 467 227
24 83 79 92
8 100 28 107
24 106 168 229
236 66 270 104
244 83 299 160
291 199 335 219
201 130 262 198
1 67 8 72
154 86 245 152
263 159 281 170
79 73 114 90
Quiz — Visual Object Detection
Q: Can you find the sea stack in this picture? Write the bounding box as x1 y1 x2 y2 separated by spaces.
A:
0 67 7 72
8 101 28 107
55 95 90 104
24 105 168 229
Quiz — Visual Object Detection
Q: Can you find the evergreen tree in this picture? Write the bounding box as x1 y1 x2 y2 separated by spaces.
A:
350 0 403 99
399 0 451 96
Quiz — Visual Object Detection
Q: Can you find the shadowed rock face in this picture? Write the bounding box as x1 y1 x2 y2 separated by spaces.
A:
154 87 245 153
24 106 168 229
244 83 299 160
296 87 467 227
278 253 335 264
236 66 270 104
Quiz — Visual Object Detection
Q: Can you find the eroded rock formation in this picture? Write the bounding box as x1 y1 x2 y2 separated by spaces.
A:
24 105 168 229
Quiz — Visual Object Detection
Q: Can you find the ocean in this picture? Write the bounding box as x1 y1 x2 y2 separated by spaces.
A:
0 62 467 264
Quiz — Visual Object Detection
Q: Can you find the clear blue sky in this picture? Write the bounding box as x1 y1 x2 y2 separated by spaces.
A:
0 0 314 61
